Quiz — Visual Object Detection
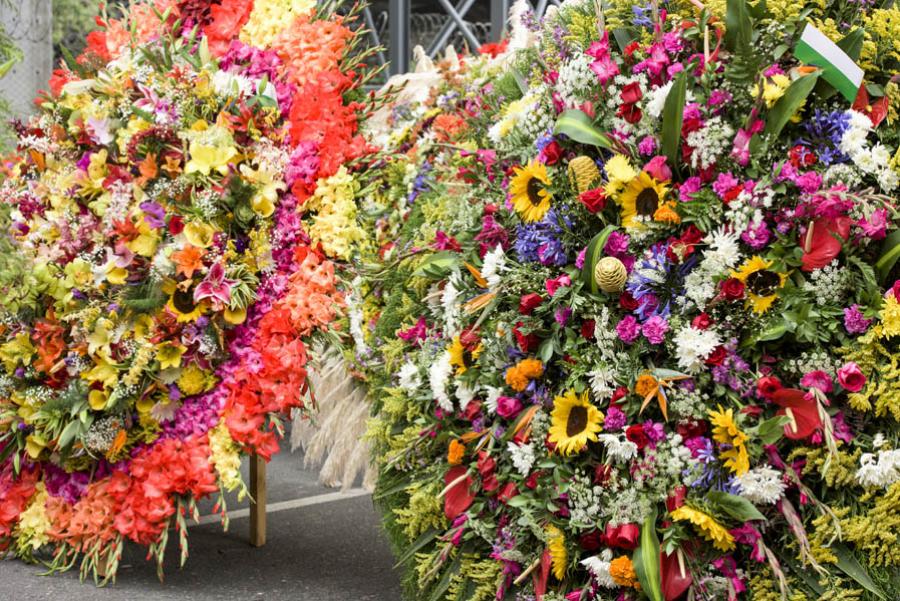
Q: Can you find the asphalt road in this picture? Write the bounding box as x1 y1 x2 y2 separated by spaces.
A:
1 448 403 601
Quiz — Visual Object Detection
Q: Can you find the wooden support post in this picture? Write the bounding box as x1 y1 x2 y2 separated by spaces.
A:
249 453 267 547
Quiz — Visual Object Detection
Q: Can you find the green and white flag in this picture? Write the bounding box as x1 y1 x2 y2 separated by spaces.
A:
795 24 864 102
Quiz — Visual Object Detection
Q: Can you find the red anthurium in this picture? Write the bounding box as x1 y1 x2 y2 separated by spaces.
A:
801 216 851 272
443 466 475 520
852 85 890 128
772 388 822 439
661 549 693 601
533 549 552 601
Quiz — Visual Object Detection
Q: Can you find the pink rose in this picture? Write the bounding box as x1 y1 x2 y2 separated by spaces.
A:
837 362 866 393
545 274 572 296
496 396 524 419
643 155 672 182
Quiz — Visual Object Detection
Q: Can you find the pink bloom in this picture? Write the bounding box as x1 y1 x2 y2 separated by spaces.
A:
642 315 669 344
616 315 640 344
545 274 571 296
858 208 888 240
589 55 619 85
843 305 872 334
643 155 672 182
837 362 866 392
799 370 833 394
496 396 523 418
193 263 234 307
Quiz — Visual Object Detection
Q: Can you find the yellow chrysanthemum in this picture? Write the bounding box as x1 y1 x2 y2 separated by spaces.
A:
670 505 735 551
178 364 212 396
548 389 604 455
731 256 788 314
604 154 637 195
448 335 482 375
708 405 750 475
750 73 791 108
510 160 552 223
880 293 900 338
546 525 567 580
616 171 671 229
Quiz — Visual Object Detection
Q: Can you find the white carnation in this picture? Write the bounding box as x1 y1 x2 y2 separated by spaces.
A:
508 441 536 477
598 433 638 463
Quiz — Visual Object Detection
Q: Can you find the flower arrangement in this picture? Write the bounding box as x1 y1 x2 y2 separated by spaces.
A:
0 0 374 580
346 0 900 599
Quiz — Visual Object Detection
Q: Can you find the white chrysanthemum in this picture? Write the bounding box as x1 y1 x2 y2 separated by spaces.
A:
484 385 503 414
856 449 900 488
508 441 536 477
455 381 476 412
588 366 616 401
672 326 722 374
734 466 786 504
211 70 255 98
581 549 615 588
645 80 673 120
398 361 422 394
429 351 454 412
481 244 507 289
703 226 741 273
598 434 638 463
441 274 462 335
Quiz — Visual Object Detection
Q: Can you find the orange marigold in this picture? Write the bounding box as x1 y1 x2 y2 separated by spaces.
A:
634 373 658 397
609 555 641 589
447 439 466 465
505 358 544 392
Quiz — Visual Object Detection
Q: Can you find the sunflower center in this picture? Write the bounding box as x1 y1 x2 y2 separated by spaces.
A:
746 269 780 296
566 406 589 437
173 288 196 314
461 347 474 367
526 178 544 206
636 188 659 216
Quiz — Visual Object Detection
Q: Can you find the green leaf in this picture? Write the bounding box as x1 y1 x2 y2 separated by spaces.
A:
661 71 687 169
56 420 81 451
833 545 887 600
412 251 458 279
757 415 790 444
393 528 438 568
510 68 528 95
837 28 865 61
633 509 664 601
581 225 618 294
553 110 613 149
0 58 17 79
764 72 820 139
725 0 753 52
875 228 900 283
755 320 791 342
707 491 766 522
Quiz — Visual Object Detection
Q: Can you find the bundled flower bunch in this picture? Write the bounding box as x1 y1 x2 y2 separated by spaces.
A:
348 0 900 599
0 0 373 579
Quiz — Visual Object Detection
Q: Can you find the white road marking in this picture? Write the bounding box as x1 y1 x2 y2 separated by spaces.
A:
191 489 371 527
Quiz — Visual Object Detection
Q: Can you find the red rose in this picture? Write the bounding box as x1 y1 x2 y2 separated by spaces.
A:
757 376 782 399
720 277 745 300
617 103 643 124
482 473 500 493
519 293 543 315
477 451 496 478
704 345 727 366
579 530 603 551
168 215 184 236
578 188 607 213
540 140 563 165
463 400 482 422
603 523 640 550
525 472 541 489
620 82 643 104
580 319 596 340
691 313 712 330
620 292 639 311
625 424 649 450
675 419 707 439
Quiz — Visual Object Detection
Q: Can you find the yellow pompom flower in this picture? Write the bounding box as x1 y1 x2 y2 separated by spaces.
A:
209 422 247 500
548 389 604 455
670 505 735 551
546 525 567 580
177 364 212 396
510 160 552 223
604 154 637 196
708 405 750 475
504 358 544 392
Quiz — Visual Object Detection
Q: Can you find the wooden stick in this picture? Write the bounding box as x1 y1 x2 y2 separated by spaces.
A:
249 453 267 547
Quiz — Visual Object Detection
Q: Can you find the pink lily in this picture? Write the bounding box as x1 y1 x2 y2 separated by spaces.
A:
193 263 234 307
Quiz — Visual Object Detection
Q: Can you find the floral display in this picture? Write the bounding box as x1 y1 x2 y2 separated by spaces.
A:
0 0 373 579
345 0 900 599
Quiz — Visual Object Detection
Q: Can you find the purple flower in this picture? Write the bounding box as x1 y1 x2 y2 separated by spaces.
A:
643 420 666 445
642 315 669 344
140 201 166 229
515 208 570 266
741 220 771 250
843 304 872 334
616 315 641 343
555 307 572 326
604 405 627 430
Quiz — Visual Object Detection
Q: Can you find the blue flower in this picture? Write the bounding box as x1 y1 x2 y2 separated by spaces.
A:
799 109 851 166
514 208 571 266
626 243 697 320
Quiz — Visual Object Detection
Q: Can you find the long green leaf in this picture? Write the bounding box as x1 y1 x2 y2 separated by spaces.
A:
764 72 820 139
633 509 664 601
553 110 613 149
393 528 438 568
875 228 900 283
581 225 618 294
833 545 887 600
661 71 687 170
837 28 865 61
725 0 753 52
707 491 766 522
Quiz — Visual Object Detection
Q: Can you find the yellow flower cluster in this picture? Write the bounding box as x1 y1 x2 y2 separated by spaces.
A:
13 483 49 557
208 422 246 500
842 481 900 567
839 301 900 421
446 555 503 601
394 481 446 539
304 166 366 261
241 0 316 49
546 525 567 580
709 406 750 475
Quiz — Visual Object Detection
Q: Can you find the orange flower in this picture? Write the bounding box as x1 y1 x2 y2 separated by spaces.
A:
136 153 158 187
171 245 205 279
634 373 658 397
505 358 544 392
609 555 641 589
653 201 681 224
447 439 465 465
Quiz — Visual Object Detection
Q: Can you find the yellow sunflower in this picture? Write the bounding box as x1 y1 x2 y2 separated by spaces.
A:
731 256 788 314
546 525 567 580
548 389 604 455
616 171 671 229
510 160 552 223
708 405 750 475
163 280 207 323
670 505 735 551
448 335 482 375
